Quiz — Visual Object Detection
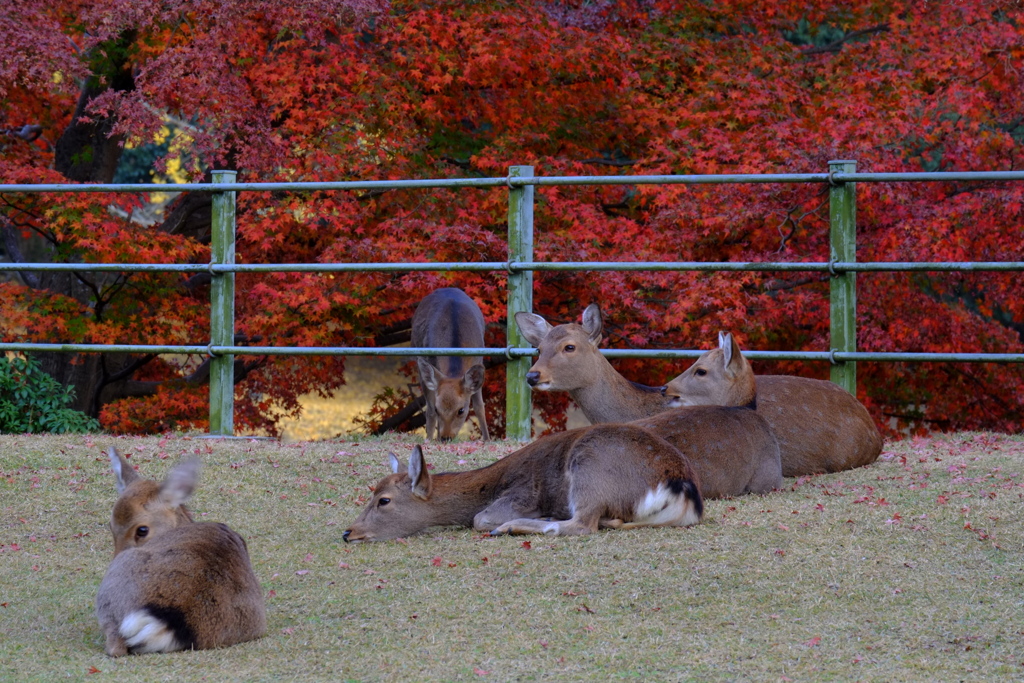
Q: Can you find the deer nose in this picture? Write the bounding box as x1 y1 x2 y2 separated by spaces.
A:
526 372 540 386
342 530 351 543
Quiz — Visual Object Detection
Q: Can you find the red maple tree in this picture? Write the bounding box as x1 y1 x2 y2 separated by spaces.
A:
1 0 1022 436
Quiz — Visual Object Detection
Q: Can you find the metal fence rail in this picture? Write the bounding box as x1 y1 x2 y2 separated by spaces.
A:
2 161 1023 439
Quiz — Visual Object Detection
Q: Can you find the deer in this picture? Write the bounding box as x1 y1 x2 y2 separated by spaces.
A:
515 305 882 477
663 332 883 476
95 448 266 657
344 397 780 542
412 287 489 441
515 304 665 423
343 425 704 541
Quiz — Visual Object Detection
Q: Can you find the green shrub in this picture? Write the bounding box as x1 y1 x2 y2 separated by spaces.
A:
0 355 101 434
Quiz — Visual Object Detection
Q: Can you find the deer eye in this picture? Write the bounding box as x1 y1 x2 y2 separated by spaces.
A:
378 498 391 507
564 344 575 352
457 407 465 415
695 369 707 377
135 526 149 538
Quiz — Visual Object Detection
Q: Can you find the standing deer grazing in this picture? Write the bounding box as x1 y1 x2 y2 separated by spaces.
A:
515 305 881 477
412 288 489 441
343 426 703 541
95 448 265 657
663 332 883 476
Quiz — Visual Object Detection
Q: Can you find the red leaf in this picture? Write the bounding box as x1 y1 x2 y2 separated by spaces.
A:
431 556 443 567
804 637 821 647
521 541 531 550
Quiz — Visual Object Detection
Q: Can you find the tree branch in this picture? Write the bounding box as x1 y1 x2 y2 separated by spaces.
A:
0 215 42 289
440 155 472 169
802 24 891 56
158 192 212 240
2 125 43 142
115 356 265 398
579 157 640 167
760 276 823 293
371 394 426 435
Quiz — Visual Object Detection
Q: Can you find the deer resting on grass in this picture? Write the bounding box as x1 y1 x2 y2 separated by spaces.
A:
662 331 883 476
95 448 265 657
412 287 490 441
342 426 703 541
515 305 881 477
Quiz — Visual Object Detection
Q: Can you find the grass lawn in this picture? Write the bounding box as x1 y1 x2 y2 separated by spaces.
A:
1 431 1022 681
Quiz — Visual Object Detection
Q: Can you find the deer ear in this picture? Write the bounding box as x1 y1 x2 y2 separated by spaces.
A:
514 312 552 347
160 457 200 509
581 304 603 345
463 364 485 393
417 358 439 392
389 452 407 474
723 333 748 378
407 445 432 500
109 447 139 494
720 332 734 369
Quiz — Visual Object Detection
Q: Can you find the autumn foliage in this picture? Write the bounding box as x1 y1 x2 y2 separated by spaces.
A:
1 1 1022 436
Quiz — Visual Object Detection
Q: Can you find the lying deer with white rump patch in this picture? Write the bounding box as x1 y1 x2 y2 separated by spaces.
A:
516 305 881 477
343 424 704 541
412 287 490 441
95 448 265 657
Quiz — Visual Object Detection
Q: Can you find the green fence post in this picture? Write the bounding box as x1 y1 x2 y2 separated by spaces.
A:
209 170 237 435
829 160 857 394
506 165 535 441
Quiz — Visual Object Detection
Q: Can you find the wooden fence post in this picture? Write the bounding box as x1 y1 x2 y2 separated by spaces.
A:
829 160 857 395
506 165 534 440
209 170 237 435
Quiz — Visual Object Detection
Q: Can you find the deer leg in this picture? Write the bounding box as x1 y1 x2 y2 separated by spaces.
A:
471 388 489 441
104 627 129 657
490 515 599 536
472 495 540 532
422 387 437 441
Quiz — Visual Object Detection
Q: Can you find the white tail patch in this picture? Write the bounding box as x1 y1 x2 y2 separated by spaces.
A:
631 482 700 528
121 610 181 654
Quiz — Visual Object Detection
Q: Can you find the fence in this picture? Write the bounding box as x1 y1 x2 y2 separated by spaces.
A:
2 161 1024 440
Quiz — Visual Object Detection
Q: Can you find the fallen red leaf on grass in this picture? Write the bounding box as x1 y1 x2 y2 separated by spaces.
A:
804 636 821 647
521 541 531 550
432 556 443 566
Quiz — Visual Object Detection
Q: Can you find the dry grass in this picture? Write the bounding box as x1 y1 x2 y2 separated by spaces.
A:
1 431 1023 681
